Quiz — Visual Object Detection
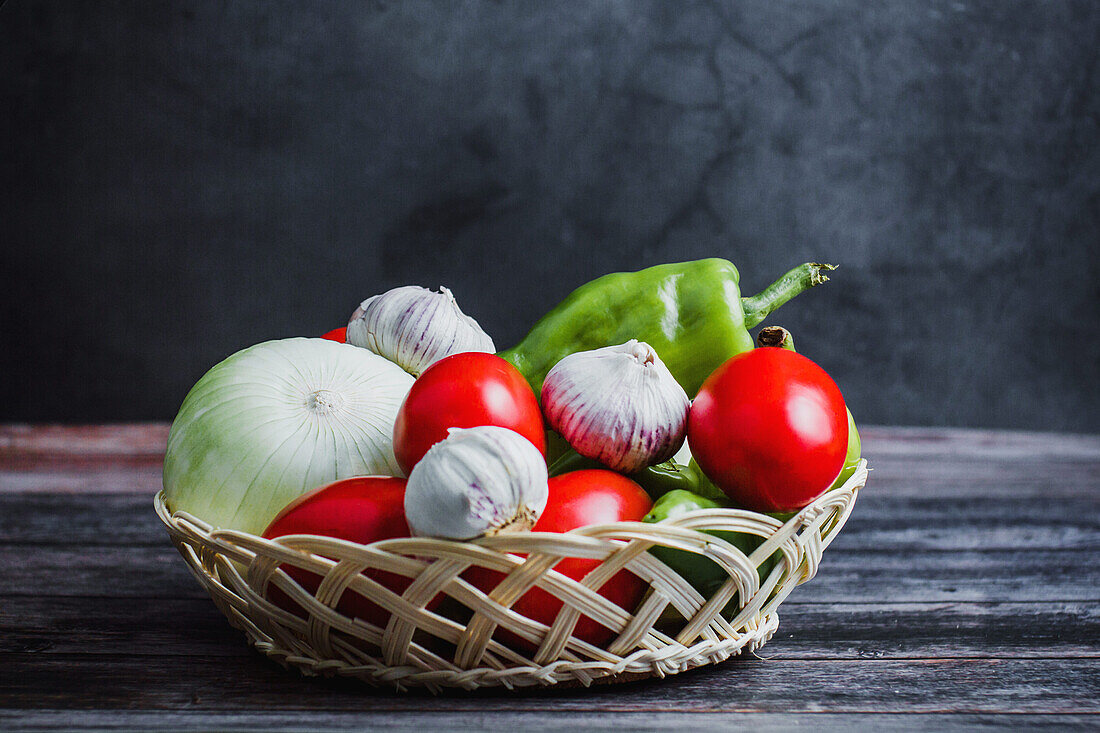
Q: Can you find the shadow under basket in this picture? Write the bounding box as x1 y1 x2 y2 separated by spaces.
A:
155 460 867 692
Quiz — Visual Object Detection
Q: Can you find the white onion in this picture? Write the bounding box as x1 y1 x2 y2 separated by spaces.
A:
162 338 414 535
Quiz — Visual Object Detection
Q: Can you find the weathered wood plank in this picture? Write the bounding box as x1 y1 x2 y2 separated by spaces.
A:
0 424 170 456
770 601 1100 660
3 545 1097 604
2 424 1097 726
4 423 1095 462
3 492 1095 550
0 465 164 494
2 597 1096 661
1 710 1097 733
864 461 1100 498
790 548 1100 603
0 494 167 545
7 460 1095 497
1 654 1096 713
0 424 167 494
2 425 1097 498
860 426 1100 461
0 597 241 657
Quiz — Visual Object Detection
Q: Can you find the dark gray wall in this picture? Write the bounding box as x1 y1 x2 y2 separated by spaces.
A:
2 0 1098 431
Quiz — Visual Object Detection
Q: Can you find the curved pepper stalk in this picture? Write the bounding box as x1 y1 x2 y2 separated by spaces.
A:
741 262 836 329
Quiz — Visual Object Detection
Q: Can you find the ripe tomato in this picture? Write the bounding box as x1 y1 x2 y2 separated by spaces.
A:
688 348 848 513
465 470 652 649
262 476 421 627
392 352 546 474
321 327 347 342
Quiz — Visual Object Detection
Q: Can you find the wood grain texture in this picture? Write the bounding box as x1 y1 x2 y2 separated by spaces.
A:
3 597 1097 660
6 545 1096 603
1 423 1098 730
3 654 1098 713
4 492 1098 549
2 711 1097 732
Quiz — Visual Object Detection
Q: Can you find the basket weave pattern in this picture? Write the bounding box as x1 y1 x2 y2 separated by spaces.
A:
156 460 866 691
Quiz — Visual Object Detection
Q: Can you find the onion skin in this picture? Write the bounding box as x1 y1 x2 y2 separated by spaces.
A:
163 338 413 535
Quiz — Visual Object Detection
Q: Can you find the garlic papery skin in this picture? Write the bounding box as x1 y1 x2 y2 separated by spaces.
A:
542 340 690 473
404 426 548 540
346 285 495 377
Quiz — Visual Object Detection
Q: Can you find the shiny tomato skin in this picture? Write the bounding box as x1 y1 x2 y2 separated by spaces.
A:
688 348 848 513
392 352 546 474
262 476 419 627
321 327 347 342
466 470 652 649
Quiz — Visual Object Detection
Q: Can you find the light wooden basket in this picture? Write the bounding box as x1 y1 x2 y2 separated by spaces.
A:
155 460 866 692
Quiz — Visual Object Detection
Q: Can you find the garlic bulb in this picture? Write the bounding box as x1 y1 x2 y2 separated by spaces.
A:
542 340 690 473
346 285 495 376
404 426 548 540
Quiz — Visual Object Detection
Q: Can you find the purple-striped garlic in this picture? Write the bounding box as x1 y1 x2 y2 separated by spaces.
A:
346 286 494 376
541 340 690 473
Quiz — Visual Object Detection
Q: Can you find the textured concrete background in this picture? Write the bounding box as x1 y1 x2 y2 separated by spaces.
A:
2 1 1098 431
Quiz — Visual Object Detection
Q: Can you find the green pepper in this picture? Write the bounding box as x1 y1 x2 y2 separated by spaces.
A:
833 408 862 488
755 326 862 489
685 458 728 502
644 490 779 620
634 460 722 501
546 448 606 477
498 259 835 398
548 448 727 502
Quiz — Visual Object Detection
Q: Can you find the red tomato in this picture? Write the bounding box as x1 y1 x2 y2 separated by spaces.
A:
465 470 652 649
321 327 347 342
392 352 546 474
262 476 421 627
688 348 848 513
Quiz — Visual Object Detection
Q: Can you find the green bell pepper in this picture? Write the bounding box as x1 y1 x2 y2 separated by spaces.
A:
833 408 862 488
754 326 862 489
644 489 779 620
498 259 835 398
548 450 726 502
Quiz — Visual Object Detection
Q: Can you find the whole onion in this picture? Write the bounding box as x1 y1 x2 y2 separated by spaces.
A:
162 338 414 535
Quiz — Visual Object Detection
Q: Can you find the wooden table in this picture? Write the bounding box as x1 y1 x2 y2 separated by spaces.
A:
2 424 1097 731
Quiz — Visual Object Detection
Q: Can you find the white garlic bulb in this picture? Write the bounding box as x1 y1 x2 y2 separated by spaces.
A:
346 285 495 376
404 426 549 540
542 340 690 473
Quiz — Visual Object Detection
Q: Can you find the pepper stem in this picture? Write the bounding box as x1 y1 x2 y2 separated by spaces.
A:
741 262 836 328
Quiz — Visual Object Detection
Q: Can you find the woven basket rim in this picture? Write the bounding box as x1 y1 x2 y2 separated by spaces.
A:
156 460 867 691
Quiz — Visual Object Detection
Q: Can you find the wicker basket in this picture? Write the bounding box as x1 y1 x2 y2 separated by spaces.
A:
155 460 866 692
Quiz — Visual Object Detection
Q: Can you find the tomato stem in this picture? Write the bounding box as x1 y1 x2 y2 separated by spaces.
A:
757 325 795 351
